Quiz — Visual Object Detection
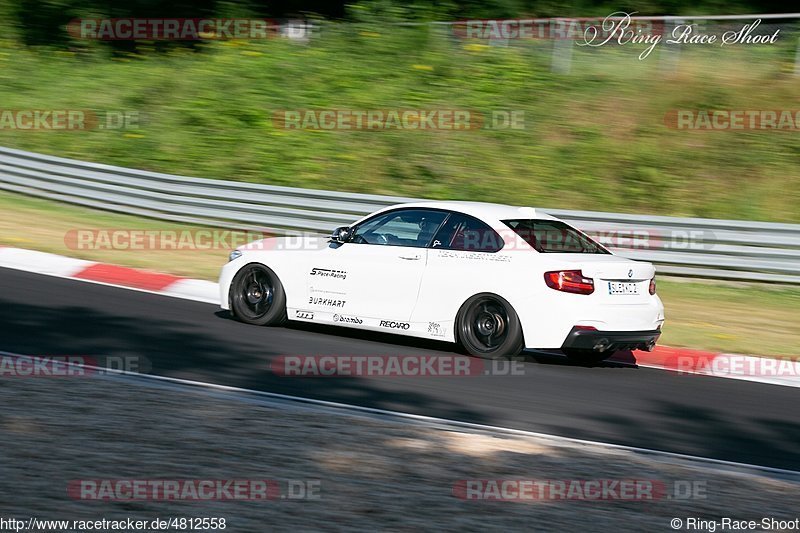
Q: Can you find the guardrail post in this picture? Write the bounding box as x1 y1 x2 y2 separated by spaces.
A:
660 19 682 75
551 36 573 74
795 35 800 76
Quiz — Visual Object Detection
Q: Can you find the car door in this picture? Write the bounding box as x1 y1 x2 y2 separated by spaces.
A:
413 211 509 328
306 208 448 324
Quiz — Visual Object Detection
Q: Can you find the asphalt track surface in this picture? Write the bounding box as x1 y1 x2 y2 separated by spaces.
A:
2 267 799 471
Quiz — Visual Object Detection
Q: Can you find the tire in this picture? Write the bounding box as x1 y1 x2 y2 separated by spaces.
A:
229 263 287 326
456 293 524 359
564 349 612 366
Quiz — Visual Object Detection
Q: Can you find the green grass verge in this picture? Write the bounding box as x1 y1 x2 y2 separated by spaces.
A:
0 24 799 222
1 190 797 358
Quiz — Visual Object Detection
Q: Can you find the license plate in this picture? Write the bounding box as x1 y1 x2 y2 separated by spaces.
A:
608 282 639 295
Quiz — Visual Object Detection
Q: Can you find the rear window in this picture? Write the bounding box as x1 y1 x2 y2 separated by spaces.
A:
503 219 610 254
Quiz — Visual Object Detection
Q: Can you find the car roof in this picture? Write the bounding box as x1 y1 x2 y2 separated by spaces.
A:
375 201 559 224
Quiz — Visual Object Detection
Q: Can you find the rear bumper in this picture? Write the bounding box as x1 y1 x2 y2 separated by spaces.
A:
561 327 661 353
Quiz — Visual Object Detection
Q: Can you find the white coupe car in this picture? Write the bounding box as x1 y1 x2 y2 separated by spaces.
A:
220 202 665 362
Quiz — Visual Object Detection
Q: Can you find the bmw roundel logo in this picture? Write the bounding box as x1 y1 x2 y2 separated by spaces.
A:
628 269 634 278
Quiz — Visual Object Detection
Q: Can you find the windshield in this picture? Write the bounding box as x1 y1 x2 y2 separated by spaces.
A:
503 219 610 254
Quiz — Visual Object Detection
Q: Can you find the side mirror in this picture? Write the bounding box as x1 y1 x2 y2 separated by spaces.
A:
330 226 352 244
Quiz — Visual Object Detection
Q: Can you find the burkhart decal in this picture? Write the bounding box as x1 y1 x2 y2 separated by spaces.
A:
380 320 410 330
310 267 347 279
308 297 346 308
295 310 314 320
333 313 363 324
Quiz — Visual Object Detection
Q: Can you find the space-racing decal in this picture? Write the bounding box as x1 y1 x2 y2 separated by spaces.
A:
310 267 347 279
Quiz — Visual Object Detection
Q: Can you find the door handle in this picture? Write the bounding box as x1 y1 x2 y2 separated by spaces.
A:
398 255 421 260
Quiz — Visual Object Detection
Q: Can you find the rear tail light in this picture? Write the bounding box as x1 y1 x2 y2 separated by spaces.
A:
649 276 656 295
544 270 594 295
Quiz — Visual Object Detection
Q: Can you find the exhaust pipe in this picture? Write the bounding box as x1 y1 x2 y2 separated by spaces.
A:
593 338 611 352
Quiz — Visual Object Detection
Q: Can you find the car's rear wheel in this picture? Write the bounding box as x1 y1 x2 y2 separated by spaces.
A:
456 293 523 359
230 264 287 326
564 349 612 365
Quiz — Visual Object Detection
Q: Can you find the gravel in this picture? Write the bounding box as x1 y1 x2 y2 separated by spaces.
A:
1 364 798 532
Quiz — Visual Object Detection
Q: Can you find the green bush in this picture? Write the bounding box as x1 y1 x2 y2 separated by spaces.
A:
0 10 798 222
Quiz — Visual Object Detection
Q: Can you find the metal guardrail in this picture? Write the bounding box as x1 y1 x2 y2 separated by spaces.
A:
1 145 799 284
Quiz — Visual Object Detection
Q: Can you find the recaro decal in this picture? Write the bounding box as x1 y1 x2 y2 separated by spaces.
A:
380 320 410 330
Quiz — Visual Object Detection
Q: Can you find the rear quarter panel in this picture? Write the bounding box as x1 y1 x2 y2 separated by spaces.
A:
412 249 663 349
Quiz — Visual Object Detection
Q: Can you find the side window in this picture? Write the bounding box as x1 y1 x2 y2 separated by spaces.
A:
430 213 504 252
350 209 448 248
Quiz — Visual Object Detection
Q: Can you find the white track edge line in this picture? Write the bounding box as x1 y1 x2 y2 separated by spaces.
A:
2 351 799 481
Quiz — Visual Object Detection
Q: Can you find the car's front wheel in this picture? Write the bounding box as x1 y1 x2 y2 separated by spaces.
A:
229 263 287 326
456 293 523 359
